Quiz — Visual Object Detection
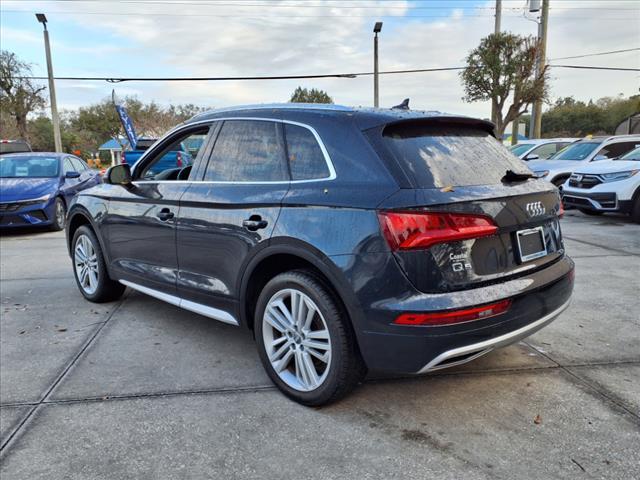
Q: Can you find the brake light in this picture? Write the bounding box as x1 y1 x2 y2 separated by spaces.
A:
176 152 183 167
558 201 565 218
378 211 498 250
394 299 511 326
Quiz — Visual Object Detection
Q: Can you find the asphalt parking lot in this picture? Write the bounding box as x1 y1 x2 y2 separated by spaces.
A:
0 211 638 479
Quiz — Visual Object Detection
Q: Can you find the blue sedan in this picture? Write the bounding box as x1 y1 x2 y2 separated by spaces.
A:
0 152 101 230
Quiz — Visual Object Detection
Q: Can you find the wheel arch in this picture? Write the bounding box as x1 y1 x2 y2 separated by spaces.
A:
66 207 111 266
239 240 363 337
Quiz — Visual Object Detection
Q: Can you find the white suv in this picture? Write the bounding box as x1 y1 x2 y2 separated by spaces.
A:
528 135 640 186
562 146 640 222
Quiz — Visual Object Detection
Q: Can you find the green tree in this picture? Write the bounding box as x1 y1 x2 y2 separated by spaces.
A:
541 95 640 137
28 116 80 153
0 50 46 139
460 32 548 137
289 87 333 104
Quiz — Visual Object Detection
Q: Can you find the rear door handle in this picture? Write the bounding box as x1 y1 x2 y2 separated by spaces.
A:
157 208 175 221
242 215 268 231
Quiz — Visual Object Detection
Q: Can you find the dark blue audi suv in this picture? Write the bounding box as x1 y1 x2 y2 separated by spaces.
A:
66 104 574 405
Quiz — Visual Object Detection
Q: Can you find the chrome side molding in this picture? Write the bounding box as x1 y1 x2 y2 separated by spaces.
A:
119 280 239 326
416 299 571 374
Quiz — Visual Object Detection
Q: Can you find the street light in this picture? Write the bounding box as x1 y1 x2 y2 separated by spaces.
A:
373 22 383 108
36 13 62 153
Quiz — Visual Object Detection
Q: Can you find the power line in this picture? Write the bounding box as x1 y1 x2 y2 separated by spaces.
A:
549 47 640 61
15 64 638 84
547 64 640 72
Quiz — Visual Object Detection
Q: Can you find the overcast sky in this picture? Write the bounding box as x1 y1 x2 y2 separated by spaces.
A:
1 0 639 119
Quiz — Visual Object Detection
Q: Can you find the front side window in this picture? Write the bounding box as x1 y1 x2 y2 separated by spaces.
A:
69 157 87 172
63 158 76 173
284 123 330 180
139 127 209 180
530 143 558 159
510 143 534 156
204 120 288 182
0 156 59 178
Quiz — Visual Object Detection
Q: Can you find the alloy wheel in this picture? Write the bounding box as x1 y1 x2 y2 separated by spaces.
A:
262 288 332 392
55 200 65 227
74 234 99 295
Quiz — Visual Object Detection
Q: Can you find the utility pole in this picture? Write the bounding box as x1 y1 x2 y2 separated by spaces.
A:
36 14 62 153
528 0 549 139
373 22 382 108
491 0 502 125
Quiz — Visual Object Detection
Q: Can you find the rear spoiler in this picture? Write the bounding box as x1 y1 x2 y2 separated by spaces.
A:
381 116 497 138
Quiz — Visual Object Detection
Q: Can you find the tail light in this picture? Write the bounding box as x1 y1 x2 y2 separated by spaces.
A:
120 152 127 164
394 299 511 326
378 211 498 251
176 152 183 167
558 201 565 218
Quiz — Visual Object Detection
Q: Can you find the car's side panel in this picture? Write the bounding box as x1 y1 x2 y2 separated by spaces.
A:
176 182 288 311
101 182 189 295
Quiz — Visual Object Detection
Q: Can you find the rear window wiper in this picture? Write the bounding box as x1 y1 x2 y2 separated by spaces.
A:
502 169 536 183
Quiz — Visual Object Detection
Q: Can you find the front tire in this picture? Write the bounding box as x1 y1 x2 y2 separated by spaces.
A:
50 197 66 231
72 225 125 302
254 270 366 406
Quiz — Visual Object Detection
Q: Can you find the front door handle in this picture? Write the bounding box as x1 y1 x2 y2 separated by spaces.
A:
157 208 175 221
242 215 268 231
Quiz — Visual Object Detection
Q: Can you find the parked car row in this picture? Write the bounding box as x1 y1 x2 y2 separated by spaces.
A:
561 146 640 221
512 134 640 222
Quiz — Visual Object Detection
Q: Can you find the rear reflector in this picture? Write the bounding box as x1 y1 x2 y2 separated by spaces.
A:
378 211 498 250
394 299 512 326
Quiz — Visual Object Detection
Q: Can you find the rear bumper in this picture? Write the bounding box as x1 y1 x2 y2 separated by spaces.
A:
416 298 570 373
351 256 574 373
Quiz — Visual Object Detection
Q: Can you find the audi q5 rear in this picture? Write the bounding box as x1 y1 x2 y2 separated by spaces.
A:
67 104 574 406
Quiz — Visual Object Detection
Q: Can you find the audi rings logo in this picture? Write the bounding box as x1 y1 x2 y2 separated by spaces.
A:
526 201 546 217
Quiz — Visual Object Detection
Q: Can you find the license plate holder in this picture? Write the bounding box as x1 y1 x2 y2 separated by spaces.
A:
516 226 547 263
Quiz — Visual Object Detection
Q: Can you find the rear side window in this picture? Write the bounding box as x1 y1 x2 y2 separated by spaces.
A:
204 120 288 182
284 124 330 180
379 124 530 188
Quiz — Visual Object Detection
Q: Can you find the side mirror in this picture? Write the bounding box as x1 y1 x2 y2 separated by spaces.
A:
524 153 539 161
104 164 132 186
593 155 608 161
65 171 81 179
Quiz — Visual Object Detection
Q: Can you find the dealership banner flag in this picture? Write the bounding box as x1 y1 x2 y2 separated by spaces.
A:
112 90 138 149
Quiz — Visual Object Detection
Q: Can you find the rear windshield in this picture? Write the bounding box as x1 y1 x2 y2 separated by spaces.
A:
380 124 530 188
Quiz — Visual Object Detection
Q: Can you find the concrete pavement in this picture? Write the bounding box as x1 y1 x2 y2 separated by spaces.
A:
1 211 638 479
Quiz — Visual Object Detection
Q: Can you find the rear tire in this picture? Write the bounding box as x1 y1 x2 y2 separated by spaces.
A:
254 270 366 406
72 225 125 302
50 197 66 231
579 208 603 216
